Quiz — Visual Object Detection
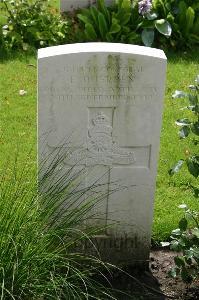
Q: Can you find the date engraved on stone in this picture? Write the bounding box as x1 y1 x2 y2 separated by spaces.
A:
66 112 135 166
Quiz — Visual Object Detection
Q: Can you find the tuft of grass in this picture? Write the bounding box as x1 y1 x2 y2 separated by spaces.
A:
0 150 119 299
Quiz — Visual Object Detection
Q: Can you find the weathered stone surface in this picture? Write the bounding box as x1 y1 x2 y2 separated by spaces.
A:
60 0 114 12
38 43 167 265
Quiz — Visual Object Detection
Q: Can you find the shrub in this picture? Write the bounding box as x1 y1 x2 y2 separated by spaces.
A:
168 204 199 283
75 0 172 46
74 0 199 49
76 0 141 44
1 0 69 51
153 0 199 48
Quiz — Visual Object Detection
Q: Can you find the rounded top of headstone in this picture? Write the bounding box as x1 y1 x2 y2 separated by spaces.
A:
38 43 167 60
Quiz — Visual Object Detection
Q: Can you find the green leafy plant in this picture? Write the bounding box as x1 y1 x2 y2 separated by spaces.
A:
0 150 118 299
76 0 141 44
168 204 199 283
136 0 172 47
75 0 172 47
1 0 69 51
153 0 199 48
169 75 199 196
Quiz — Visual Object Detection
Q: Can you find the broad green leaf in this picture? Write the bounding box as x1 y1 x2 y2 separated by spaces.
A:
190 33 199 42
141 29 154 47
121 0 131 9
79 8 93 19
109 18 121 34
193 17 199 35
185 7 195 36
105 32 113 42
155 19 172 36
186 156 199 178
193 187 199 198
8 24 14 31
122 26 130 33
192 228 199 239
146 12 158 20
181 267 192 283
171 229 182 236
167 12 175 25
179 218 188 231
172 90 187 98
170 240 181 251
128 32 140 42
77 14 90 25
184 249 194 259
188 94 198 106
116 10 131 26
2 25 8 30
185 211 194 221
165 2 171 12
160 241 170 247
178 237 186 247
175 118 191 126
174 256 185 267
178 126 190 138
85 23 97 40
97 0 110 25
187 106 197 112
22 43 28 51
90 6 99 29
191 122 199 136
140 19 154 29
193 247 199 259
178 1 187 29
168 267 177 278
189 85 197 91
98 12 109 39
169 160 184 175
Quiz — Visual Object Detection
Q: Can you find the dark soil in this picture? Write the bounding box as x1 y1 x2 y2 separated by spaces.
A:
103 250 199 299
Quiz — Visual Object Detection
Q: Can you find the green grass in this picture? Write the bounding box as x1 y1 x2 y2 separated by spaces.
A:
0 1 198 242
1 49 198 242
0 53 37 174
0 149 119 299
153 50 199 241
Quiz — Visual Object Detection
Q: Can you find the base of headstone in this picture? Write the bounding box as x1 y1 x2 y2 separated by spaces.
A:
79 235 150 267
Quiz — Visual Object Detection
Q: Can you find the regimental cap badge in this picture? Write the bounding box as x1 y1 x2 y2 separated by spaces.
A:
91 112 112 135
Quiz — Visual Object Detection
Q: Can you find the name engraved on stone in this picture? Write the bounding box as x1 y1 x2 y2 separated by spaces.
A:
65 112 135 166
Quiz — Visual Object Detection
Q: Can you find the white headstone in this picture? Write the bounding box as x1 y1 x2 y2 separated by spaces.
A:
60 0 114 12
38 43 167 265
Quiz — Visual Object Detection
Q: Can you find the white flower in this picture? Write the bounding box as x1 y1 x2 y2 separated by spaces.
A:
19 90 27 96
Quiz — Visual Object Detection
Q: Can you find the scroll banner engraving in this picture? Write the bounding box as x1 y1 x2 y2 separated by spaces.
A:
65 112 135 166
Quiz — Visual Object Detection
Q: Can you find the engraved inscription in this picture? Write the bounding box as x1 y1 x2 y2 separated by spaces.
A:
65 112 135 166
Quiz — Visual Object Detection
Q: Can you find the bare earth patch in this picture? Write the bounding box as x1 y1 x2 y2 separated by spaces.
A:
149 250 199 299
102 250 199 299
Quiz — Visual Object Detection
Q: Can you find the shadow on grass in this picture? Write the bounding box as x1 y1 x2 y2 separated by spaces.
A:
165 46 199 63
0 47 37 63
1 45 199 63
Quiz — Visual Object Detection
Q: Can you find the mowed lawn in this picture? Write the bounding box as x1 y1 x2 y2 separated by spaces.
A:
0 0 198 241
0 49 198 241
